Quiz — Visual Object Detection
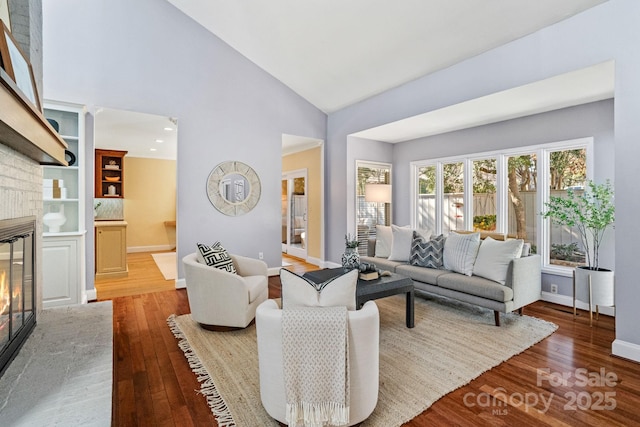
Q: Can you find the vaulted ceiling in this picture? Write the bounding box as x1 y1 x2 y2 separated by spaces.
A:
167 0 607 113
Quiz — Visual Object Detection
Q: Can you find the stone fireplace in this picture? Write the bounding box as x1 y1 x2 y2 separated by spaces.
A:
0 0 65 377
0 216 36 376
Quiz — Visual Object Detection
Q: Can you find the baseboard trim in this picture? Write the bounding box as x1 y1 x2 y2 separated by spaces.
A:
306 257 322 267
612 339 640 363
175 278 186 289
128 245 173 253
86 288 97 302
324 261 341 269
540 291 615 317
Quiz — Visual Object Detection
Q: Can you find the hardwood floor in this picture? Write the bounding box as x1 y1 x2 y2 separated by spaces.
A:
104 254 640 426
95 251 176 300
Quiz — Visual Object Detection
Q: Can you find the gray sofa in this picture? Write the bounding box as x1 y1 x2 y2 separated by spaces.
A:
361 237 541 326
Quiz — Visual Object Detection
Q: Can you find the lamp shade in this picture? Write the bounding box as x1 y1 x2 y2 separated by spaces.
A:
365 184 392 203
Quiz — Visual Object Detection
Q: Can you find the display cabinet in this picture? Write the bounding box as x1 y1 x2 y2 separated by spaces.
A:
95 149 127 198
42 101 87 307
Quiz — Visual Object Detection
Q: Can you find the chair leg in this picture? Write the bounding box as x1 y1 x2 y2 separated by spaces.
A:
494 311 501 327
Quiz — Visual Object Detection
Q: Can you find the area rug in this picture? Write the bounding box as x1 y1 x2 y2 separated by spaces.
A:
168 294 557 427
0 302 113 426
152 252 176 280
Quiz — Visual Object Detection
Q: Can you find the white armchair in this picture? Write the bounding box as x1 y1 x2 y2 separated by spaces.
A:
256 299 380 426
182 252 268 328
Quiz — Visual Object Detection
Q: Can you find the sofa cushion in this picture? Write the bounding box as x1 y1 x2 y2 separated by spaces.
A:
374 225 393 258
396 264 452 286
443 232 481 276
197 242 237 274
437 273 514 302
473 237 524 285
410 232 445 268
360 255 405 273
280 268 358 310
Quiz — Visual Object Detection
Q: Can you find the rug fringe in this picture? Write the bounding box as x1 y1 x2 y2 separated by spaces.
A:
167 314 236 427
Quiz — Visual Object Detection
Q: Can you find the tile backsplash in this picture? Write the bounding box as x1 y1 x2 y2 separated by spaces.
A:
94 198 124 220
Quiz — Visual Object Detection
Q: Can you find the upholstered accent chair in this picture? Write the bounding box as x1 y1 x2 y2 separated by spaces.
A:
255 299 380 426
182 252 268 328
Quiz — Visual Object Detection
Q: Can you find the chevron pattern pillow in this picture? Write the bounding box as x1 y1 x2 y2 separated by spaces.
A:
197 242 237 274
410 232 445 268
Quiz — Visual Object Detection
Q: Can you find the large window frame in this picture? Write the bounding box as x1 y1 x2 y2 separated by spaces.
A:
410 137 593 276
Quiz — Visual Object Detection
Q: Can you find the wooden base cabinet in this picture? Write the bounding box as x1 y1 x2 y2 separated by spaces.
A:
95 221 128 279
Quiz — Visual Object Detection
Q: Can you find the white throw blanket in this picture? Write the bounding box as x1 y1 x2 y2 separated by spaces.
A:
282 305 350 427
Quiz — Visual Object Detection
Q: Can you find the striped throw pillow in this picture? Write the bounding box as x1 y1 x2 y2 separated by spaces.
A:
443 232 481 276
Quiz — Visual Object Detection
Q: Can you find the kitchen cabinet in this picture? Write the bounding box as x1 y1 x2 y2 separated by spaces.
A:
95 221 128 279
95 149 127 198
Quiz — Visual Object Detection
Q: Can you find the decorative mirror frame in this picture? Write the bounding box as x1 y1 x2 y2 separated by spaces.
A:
206 161 261 216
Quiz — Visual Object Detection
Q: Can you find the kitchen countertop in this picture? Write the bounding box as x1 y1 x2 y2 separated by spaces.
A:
94 220 128 227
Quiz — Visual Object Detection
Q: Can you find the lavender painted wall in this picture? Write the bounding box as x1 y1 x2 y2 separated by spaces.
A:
42 0 326 282
328 0 640 358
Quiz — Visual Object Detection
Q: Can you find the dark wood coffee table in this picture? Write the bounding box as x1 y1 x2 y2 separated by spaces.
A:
303 268 415 328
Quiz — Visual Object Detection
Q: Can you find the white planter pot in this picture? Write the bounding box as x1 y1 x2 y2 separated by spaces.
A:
574 266 614 307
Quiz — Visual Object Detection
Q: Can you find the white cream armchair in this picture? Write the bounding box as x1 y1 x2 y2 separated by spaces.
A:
256 299 380 426
182 252 268 328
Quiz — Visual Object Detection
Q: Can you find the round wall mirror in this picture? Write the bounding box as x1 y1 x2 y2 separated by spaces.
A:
207 161 261 216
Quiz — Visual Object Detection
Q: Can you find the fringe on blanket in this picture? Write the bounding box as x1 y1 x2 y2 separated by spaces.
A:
167 314 236 427
286 401 349 427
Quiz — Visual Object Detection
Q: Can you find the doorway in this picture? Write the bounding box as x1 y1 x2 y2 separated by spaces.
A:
92 107 178 299
282 169 307 259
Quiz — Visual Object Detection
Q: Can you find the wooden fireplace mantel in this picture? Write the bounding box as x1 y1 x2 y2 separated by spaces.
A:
0 69 67 165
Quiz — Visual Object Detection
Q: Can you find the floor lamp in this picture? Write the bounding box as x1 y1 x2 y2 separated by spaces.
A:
365 183 392 227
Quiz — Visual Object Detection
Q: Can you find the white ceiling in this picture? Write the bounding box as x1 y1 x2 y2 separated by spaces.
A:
94 108 178 160
167 0 607 113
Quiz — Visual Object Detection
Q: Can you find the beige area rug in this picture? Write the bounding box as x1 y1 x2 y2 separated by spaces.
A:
168 294 557 427
152 252 176 280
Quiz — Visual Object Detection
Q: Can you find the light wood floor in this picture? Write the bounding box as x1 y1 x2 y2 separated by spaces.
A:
102 254 640 426
95 251 176 300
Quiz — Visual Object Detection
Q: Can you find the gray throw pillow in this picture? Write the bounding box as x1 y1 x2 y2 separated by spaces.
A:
410 232 445 268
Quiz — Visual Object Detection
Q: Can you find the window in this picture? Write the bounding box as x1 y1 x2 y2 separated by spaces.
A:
411 138 593 274
506 153 537 247
416 165 436 231
443 161 464 234
356 161 391 254
547 148 587 267
472 158 497 232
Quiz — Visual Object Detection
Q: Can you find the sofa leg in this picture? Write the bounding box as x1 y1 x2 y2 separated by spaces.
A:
518 307 524 316
494 311 501 327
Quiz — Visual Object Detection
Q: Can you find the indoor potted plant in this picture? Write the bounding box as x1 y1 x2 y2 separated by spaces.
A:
542 179 615 307
342 233 360 270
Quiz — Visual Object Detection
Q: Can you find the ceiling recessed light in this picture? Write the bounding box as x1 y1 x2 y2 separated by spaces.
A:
155 139 164 143
163 127 173 131
150 148 157 152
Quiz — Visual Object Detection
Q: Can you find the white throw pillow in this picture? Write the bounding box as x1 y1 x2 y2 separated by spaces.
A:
443 232 481 276
374 225 393 258
280 268 358 310
473 237 524 285
388 225 432 262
